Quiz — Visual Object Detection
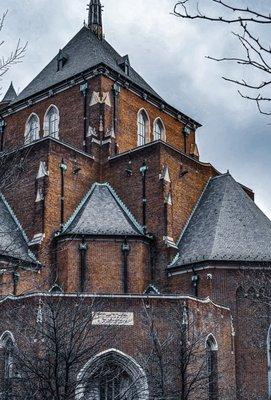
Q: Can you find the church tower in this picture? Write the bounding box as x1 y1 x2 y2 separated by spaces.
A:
87 0 103 39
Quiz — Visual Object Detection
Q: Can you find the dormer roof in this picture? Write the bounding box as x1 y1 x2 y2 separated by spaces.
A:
61 182 145 237
170 173 271 268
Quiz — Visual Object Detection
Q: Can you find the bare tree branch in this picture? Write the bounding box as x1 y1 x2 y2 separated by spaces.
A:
173 1 271 116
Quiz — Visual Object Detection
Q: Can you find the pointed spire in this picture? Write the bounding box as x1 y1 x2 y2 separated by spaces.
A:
1 82 17 104
87 0 103 40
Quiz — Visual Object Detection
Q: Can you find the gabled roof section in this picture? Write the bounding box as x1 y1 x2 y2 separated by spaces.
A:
14 27 162 104
0 193 37 265
61 183 145 237
170 173 271 268
2 82 17 103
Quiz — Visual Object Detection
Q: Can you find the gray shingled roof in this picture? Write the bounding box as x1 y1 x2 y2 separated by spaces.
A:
14 27 162 104
170 174 271 268
61 183 144 237
2 82 17 103
0 193 37 264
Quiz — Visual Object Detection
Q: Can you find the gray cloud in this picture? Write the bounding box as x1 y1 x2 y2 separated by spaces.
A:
1 0 270 217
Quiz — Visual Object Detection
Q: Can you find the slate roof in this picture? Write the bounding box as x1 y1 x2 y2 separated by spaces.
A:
61 183 145 237
0 193 37 264
14 27 162 104
170 173 271 268
2 82 17 103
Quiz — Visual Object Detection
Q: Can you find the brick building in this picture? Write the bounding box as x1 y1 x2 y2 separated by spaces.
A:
0 1 270 399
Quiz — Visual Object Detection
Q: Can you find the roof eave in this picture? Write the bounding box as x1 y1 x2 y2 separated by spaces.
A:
3 62 201 129
168 258 271 273
55 232 150 241
0 254 42 269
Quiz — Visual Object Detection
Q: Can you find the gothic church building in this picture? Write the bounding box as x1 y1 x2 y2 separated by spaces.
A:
0 2 271 399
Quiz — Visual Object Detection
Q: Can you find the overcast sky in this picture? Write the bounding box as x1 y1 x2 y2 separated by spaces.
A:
1 0 270 218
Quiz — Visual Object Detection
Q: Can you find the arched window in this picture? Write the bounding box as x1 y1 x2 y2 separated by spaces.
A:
137 110 149 146
267 326 271 399
44 105 59 138
206 334 218 400
25 113 40 144
0 331 15 396
76 349 149 400
153 118 165 141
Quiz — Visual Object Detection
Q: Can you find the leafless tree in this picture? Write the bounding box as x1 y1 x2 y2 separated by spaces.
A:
139 300 235 400
0 10 26 89
173 1 271 115
0 295 116 400
0 295 237 400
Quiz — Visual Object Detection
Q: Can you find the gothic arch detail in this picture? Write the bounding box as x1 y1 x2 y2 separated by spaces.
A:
206 334 218 400
25 113 40 144
0 331 15 383
137 108 150 146
76 348 149 400
153 117 166 141
43 104 60 138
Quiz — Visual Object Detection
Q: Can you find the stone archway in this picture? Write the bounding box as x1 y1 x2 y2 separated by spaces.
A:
76 349 149 400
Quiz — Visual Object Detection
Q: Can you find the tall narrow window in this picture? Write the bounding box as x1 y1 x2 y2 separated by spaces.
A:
206 335 218 400
25 114 40 144
137 110 149 146
0 332 15 397
44 105 59 138
153 118 165 141
267 326 271 399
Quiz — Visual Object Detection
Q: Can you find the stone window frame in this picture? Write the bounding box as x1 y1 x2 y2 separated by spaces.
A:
24 113 40 144
153 117 166 142
76 348 149 400
0 331 15 380
43 104 60 139
205 333 219 400
137 108 150 147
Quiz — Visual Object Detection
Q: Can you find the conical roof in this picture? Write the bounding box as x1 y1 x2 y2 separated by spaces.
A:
0 193 37 264
61 183 144 237
170 174 271 268
2 82 17 103
14 27 162 104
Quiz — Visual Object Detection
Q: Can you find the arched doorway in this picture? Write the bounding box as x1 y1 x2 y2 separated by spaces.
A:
76 349 149 400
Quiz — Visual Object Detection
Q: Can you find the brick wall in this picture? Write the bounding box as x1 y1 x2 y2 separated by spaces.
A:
57 238 151 294
0 294 235 400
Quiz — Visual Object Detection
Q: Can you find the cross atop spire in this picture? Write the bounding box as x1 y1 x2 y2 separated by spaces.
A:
87 0 103 40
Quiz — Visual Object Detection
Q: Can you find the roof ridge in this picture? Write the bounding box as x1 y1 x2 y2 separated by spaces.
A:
0 192 37 262
61 182 98 233
104 183 144 235
176 177 212 247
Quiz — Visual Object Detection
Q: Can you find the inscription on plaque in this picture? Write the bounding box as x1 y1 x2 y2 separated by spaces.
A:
92 312 134 326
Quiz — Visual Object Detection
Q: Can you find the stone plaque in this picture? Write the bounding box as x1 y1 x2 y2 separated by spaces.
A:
92 312 134 326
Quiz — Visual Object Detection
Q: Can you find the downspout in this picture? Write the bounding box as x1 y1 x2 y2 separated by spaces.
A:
121 238 130 294
80 80 89 152
59 159 67 227
0 116 6 152
150 237 156 282
112 82 121 137
180 302 189 399
140 161 148 235
192 268 200 298
79 236 88 293
12 268 20 296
